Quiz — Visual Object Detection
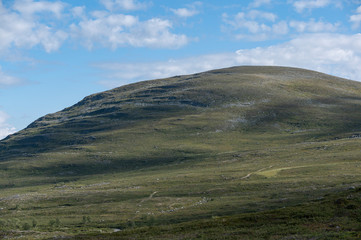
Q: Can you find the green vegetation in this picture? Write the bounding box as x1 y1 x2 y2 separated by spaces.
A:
1 66 361 239
66 187 361 239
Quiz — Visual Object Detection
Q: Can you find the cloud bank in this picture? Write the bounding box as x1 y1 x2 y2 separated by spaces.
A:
97 33 361 88
0 0 189 52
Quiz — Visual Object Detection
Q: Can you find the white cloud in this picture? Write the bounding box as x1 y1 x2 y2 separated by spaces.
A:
234 33 361 78
223 9 341 41
70 13 137 49
71 6 86 19
350 5 361 29
0 0 67 52
71 12 188 49
235 33 361 80
96 33 361 88
0 111 16 140
171 2 202 18
236 33 361 81
293 0 331 13
222 11 287 41
0 1 190 53
171 8 199 18
290 19 339 32
247 10 277 22
13 0 66 18
272 21 289 35
128 18 189 48
0 66 21 87
100 0 147 11
357 5 361 13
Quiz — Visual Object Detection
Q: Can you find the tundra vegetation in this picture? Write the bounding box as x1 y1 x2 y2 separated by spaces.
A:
0 66 361 239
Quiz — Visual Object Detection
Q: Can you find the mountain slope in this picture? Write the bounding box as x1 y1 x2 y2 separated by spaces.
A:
1 66 361 239
2 66 361 162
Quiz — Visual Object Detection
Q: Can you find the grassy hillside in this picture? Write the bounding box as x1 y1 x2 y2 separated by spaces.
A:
1 66 361 239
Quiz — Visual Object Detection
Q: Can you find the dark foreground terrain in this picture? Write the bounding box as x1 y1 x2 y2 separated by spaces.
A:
1 66 361 239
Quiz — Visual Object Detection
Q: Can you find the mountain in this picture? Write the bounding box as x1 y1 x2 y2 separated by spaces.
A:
1 66 361 239
2 66 361 163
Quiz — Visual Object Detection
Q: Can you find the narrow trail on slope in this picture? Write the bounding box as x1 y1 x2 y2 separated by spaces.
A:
140 191 158 203
240 166 273 180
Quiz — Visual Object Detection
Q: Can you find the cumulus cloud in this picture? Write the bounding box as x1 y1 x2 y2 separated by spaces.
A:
293 0 332 13
96 33 361 88
0 111 16 140
100 0 147 11
222 11 287 41
71 12 188 49
171 8 199 18
0 1 191 57
0 0 68 52
350 5 361 29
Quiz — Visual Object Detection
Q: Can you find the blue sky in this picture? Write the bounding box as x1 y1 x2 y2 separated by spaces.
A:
1 0 361 139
